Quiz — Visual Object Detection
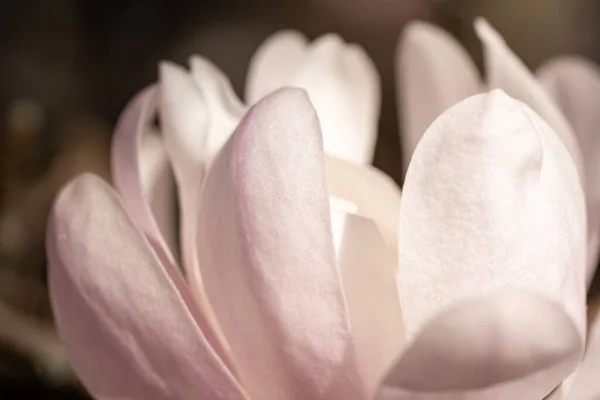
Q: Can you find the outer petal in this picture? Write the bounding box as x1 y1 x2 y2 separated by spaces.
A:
112 87 177 268
196 88 366 400
389 91 586 398
333 211 405 397
326 157 401 257
189 56 246 162
475 19 584 180
47 174 247 400
537 57 600 283
396 21 480 174
247 31 380 164
564 299 600 400
246 30 309 104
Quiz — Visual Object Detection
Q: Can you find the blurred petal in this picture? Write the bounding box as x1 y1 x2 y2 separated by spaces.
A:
47 174 247 400
377 292 581 400
196 88 366 400
537 57 600 283
189 56 246 162
112 87 177 267
397 21 479 174
564 300 600 400
393 91 586 398
475 18 584 179
326 157 401 256
247 31 380 164
334 212 404 397
246 30 309 103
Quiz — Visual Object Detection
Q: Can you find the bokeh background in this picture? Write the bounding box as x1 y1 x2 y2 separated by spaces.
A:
1 0 599 397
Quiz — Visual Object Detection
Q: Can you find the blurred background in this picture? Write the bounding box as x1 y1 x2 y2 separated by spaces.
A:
1 0 599 397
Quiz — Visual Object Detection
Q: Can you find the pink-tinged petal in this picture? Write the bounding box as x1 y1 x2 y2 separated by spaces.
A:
392 91 586 398
396 21 480 175
564 301 600 400
291 35 380 164
47 174 248 400
196 88 366 400
377 291 581 400
189 56 246 162
326 157 401 257
245 30 309 103
537 57 600 284
333 211 404 397
475 19 584 180
112 86 177 267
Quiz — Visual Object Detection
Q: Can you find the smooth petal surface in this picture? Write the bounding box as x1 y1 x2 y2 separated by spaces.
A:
476 19 584 179
247 31 380 164
333 212 404 397
189 56 246 163
537 57 600 283
246 30 309 103
394 91 586 398
112 87 177 267
397 21 479 174
47 174 247 400
325 157 401 257
196 88 366 400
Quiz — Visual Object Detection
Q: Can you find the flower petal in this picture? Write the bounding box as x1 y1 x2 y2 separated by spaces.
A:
189 56 246 162
333 211 404 397
112 86 177 267
47 174 247 400
537 57 600 284
326 156 401 257
377 291 581 400
475 18 584 179
246 30 309 104
396 21 480 174
394 91 586 398
196 88 366 400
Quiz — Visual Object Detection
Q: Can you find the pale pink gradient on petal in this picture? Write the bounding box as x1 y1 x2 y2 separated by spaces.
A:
196 88 366 400
47 174 248 400
537 56 600 284
397 21 480 175
389 91 586 398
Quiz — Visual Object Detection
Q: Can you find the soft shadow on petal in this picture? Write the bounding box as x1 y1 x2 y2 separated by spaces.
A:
333 212 405 397
47 174 248 400
397 21 480 175
376 291 581 400
537 57 600 284
245 30 309 104
396 91 586 397
196 88 366 400
189 56 246 162
112 87 178 268
326 157 401 257
475 18 584 180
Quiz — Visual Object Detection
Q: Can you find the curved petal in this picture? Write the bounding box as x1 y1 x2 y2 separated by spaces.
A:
564 299 600 400
333 211 404 397
326 157 401 257
475 19 584 180
196 88 366 400
537 57 600 284
245 30 309 104
47 174 247 400
290 35 381 164
111 86 177 268
189 56 246 163
377 291 581 400
396 21 480 175
395 91 586 398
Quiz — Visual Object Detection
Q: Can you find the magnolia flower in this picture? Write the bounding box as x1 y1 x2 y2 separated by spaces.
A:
47 23 593 400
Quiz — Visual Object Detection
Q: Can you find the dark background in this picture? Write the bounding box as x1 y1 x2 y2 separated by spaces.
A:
1 0 599 397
